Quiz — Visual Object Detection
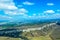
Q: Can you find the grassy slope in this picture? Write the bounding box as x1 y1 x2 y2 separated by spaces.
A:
27 36 51 40
0 23 59 40
0 37 20 40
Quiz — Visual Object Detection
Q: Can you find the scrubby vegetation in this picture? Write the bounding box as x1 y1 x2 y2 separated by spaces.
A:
0 22 60 40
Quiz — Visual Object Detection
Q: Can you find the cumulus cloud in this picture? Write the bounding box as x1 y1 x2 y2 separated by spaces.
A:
57 10 60 12
53 14 60 17
0 15 13 25
4 8 28 15
44 10 55 14
23 1 34 5
0 0 28 15
19 8 28 15
4 10 17 15
0 15 12 20
33 14 36 16
28 16 32 18
0 0 17 10
0 3 17 10
47 3 54 6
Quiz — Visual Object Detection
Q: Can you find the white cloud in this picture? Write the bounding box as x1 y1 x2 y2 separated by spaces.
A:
0 15 12 20
28 16 32 18
0 0 17 10
17 5 23 7
23 1 34 5
57 10 60 12
4 10 17 15
33 14 36 16
47 3 54 6
4 8 28 15
0 0 13 2
53 14 60 17
19 8 28 15
44 10 55 13
0 15 13 24
0 0 28 15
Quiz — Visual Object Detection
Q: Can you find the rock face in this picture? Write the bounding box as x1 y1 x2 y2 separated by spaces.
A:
0 22 60 40
50 24 60 40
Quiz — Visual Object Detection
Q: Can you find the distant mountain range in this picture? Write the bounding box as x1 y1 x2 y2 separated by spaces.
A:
0 18 60 27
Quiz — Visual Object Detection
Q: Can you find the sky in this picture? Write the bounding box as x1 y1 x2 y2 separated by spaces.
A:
0 0 60 22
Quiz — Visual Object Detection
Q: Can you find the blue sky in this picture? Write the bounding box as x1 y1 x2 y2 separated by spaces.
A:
0 0 60 22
